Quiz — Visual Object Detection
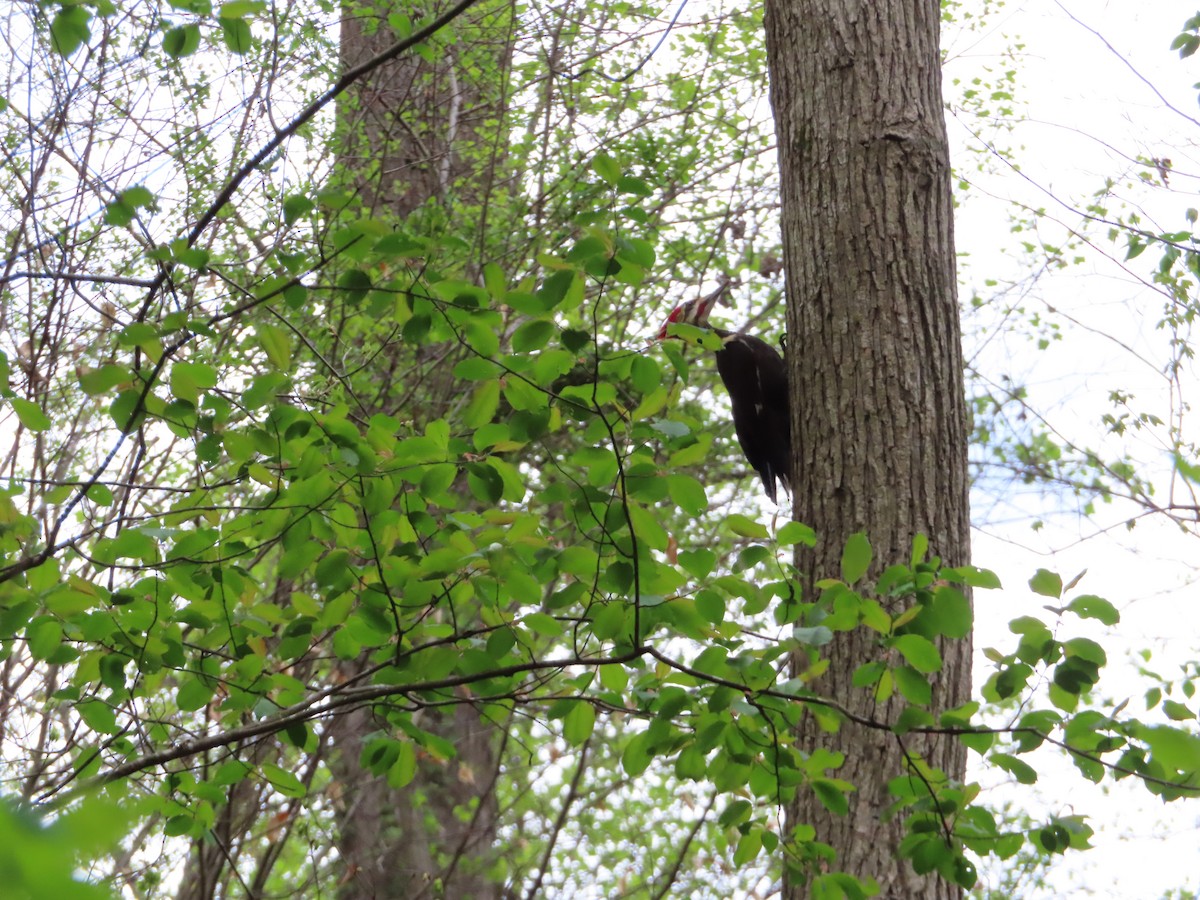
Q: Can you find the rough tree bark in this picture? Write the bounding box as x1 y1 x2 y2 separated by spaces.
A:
763 1 972 897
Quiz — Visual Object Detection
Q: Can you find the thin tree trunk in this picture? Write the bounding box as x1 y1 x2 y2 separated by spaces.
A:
763 1 971 896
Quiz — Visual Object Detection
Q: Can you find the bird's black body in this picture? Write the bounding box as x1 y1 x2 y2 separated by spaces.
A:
657 291 792 503
712 330 791 503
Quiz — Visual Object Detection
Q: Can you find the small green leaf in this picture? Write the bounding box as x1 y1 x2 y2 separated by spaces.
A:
26 618 63 661
563 701 595 746
666 474 707 516
929 586 973 638
79 364 130 395
462 380 500 429
733 828 763 866
841 532 872 583
256 324 291 370
617 174 653 196
176 677 214 712
726 513 769 539
220 16 253 53
910 533 928 565
388 741 417 789
631 355 660 393
1162 700 1195 721
262 762 307 798
592 153 620 185
945 565 1002 590
991 752 1038 785
592 603 626 641
511 319 556 353
219 0 266 16
522 613 562 637
892 666 932 705
812 779 850 816
10 398 51 432
50 6 91 56
1029 568 1063 599
283 194 314 224
677 548 716 579
777 521 817 547
536 269 576 311
696 590 725 625
76 700 119 735
1066 594 1119 626
621 731 653 776
162 23 201 57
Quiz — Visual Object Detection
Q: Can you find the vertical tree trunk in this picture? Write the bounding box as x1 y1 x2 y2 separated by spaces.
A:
763 2 971 897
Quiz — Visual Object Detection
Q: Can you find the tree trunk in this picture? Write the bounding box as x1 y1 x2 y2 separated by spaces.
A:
763 1 971 897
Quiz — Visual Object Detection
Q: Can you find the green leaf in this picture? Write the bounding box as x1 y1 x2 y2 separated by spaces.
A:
104 187 156 227
666 474 707 516
26 618 63 661
891 635 941 674
283 194 314 224
387 741 417 789
777 521 816 547
1029 568 1063 599
592 153 620 185
733 828 763 866
522 613 562 637
617 174 653 196
991 752 1038 784
812 779 850 816
926 585 972 638
563 701 595 746
170 362 217 403
841 532 872 583
220 16 253 53
10 398 51 432
262 762 307 798
162 23 201 57
631 355 660 393
1162 700 1194 721
176 677 214 712
50 6 91 56
1066 594 1119 626
511 319 556 353
910 533 928 565
76 700 119 735
696 590 725 625
726 513 768 539
536 269 576 311
462 380 500 429
109 528 158 561
219 0 266 16
621 731 653 776
677 548 716 579
945 565 1002 590
256 324 291 370
592 603 626 641
892 666 932 705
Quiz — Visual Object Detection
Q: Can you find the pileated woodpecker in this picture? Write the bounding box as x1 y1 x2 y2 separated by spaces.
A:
656 292 792 503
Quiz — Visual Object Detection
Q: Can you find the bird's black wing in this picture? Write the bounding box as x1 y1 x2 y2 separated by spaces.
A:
714 334 792 503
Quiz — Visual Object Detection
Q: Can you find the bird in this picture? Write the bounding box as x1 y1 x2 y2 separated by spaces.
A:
655 290 792 503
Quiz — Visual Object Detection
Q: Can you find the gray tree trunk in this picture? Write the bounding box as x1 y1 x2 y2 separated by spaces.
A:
763 1 972 897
